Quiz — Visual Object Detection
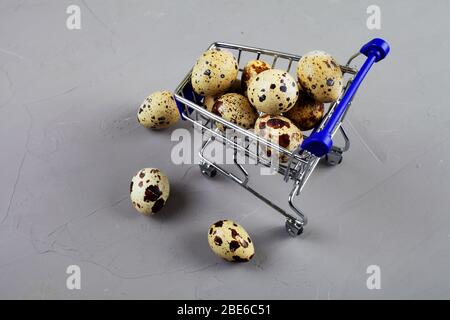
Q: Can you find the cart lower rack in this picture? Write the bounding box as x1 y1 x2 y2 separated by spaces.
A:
174 38 390 236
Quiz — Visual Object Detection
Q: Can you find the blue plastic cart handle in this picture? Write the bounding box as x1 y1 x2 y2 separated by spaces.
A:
301 38 390 157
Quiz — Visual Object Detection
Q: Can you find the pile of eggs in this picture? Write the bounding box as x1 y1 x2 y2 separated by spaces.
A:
191 47 343 161
131 46 344 262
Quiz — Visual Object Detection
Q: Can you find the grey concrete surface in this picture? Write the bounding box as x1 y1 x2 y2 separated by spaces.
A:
1 0 449 299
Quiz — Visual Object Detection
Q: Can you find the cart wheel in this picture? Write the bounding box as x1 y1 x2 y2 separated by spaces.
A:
325 152 343 166
200 164 217 178
285 219 303 237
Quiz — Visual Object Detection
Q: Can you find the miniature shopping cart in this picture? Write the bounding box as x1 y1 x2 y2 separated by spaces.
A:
174 38 390 237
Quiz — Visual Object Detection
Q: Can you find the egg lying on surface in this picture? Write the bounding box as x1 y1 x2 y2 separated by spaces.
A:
285 93 325 131
211 93 258 131
241 59 271 93
255 114 303 162
208 220 255 262
191 49 238 97
137 91 180 129
297 51 343 103
130 168 170 215
247 69 299 115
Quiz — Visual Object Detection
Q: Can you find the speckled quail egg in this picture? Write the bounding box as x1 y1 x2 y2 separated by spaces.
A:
191 49 239 96
137 91 180 129
130 168 170 215
254 114 303 162
241 59 271 93
208 220 255 262
297 51 343 103
247 69 299 115
203 79 244 112
203 95 218 112
284 93 325 131
211 93 258 131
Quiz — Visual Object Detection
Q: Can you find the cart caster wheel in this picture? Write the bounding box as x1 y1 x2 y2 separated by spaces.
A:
200 164 217 178
325 152 343 166
285 220 303 237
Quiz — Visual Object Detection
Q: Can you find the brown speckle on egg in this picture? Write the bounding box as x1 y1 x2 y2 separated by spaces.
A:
144 185 162 202
267 117 290 129
232 256 248 262
214 236 223 246
152 198 165 213
279 134 290 148
229 240 240 252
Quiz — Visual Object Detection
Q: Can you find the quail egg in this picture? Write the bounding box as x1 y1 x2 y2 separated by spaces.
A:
208 220 255 262
284 93 325 131
297 51 343 103
247 69 299 115
137 91 180 129
203 95 218 112
254 114 303 162
241 59 271 93
130 168 170 215
211 93 258 131
191 49 239 96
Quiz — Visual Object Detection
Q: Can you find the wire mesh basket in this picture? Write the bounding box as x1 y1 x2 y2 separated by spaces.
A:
174 38 390 236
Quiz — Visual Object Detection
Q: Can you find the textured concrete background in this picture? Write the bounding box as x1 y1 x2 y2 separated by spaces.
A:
1 0 449 299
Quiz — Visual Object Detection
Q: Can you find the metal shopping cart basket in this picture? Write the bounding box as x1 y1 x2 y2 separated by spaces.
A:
174 38 390 237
